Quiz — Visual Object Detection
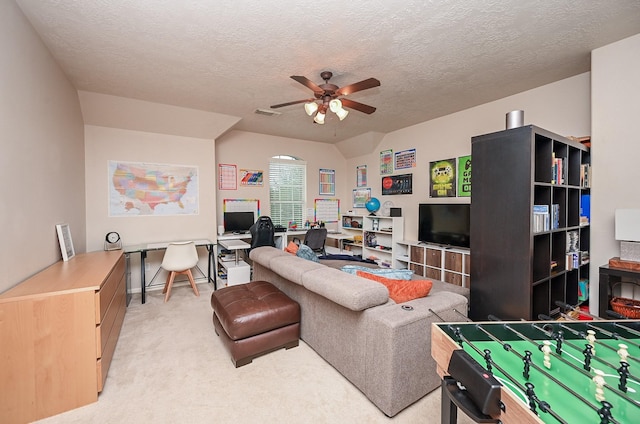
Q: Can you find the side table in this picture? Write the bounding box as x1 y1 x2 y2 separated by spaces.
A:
598 264 640 318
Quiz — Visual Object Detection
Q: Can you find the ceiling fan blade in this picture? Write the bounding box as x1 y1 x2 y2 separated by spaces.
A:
270 99 314 108
340 98 377 114
336 78 380 96
290 76 324 94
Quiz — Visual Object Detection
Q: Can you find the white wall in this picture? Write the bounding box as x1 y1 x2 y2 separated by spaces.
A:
215 130 348 228
0 0 85 292
591 33 640 306
346 73 591 241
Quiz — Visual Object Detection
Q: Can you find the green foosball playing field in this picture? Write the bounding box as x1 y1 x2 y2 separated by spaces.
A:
433 320 640 424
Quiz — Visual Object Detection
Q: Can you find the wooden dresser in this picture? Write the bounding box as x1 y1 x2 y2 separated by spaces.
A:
0 250 126 424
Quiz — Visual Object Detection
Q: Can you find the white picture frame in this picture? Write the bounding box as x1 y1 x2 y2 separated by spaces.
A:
56 223 75 261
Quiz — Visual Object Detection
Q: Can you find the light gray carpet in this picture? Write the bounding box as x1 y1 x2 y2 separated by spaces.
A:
36 282 475 423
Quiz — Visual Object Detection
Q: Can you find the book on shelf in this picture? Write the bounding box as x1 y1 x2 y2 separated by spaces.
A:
551 204 560 230
580 194 590 222
533 204 550 233
551 153 567 185
566 230 579 252
580 164 591 188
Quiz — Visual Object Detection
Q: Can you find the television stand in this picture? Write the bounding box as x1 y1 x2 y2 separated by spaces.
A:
396 241 470 288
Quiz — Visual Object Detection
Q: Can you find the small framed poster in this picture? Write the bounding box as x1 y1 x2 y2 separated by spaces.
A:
56 223 75 261
382 174 413 195
353 188 371 208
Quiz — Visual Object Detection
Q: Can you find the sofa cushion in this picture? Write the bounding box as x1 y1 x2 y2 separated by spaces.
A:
302 267 389 311
269 255 324 285
341 265 414 280
250 246 289 266
356 271 433 304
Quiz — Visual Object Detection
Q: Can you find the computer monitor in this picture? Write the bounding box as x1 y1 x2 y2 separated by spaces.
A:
223 211 255 234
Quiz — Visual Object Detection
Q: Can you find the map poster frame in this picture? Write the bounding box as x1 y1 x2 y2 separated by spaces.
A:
109 160 199 216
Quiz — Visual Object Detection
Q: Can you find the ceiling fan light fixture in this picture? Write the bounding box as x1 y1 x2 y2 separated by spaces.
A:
313 110 326 124
329 99 342 113
335 107 349 121
304 101 318 116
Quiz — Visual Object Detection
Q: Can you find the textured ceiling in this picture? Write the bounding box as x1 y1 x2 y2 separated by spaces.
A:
15 0 640 144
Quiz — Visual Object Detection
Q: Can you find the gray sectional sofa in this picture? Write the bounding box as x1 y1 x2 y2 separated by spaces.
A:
249 247 469 417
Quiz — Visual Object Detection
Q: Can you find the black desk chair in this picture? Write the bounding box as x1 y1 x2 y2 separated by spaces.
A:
303 228 327 256
249 216 276 250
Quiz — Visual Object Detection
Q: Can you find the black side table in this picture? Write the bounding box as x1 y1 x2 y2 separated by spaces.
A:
598 264 640 318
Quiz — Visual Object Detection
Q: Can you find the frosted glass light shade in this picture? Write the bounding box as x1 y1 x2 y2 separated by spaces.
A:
335 107 349 120
304 101 318 116
329 99 342 113
313 111 325 124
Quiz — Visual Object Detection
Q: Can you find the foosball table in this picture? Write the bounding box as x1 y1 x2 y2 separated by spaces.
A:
432 320 640 423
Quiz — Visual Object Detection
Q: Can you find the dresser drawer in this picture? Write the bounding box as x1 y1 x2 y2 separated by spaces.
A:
96 289 126 392
96 255 125 324
96 272 125 357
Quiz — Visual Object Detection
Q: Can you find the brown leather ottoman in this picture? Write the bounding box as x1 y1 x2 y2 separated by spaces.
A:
210 280 300 367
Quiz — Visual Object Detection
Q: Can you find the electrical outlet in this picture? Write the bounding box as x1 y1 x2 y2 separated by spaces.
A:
145 263 151 271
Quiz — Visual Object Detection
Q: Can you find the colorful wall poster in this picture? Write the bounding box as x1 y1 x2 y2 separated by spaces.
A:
352 188 371 208
382 174 413 195
218 163 237 190
457 155 472 197
356 165 367 187
109 160 199 216
394 149 416 170
380 149 393 175
429 158 456 197
240 169 264 186
319 168 335 195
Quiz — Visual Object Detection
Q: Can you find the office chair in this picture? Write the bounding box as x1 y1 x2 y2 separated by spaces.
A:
250 216 276 250
161 241 200 302
303 228 327 256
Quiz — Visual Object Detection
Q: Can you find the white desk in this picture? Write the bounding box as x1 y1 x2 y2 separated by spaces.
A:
218 239 250 263
124 239 215 304
218 231 290 249
326 232 355 252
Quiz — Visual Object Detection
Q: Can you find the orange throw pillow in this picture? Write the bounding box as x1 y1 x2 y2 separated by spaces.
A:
356 270 432 303
285 241 299 255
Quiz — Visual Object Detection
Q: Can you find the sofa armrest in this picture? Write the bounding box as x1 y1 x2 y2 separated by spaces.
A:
363 291 468 416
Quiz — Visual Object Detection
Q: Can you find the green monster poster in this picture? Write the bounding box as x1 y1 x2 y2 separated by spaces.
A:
430 158 456 197
457 155 471 197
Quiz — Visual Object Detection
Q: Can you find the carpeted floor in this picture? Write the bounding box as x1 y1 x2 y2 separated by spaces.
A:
36 282 475 423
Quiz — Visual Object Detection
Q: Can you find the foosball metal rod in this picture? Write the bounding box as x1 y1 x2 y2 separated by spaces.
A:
549 321 640 367
586 322 640 351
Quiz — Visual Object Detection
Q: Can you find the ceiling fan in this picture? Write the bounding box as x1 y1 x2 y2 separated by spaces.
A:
271 71 380 123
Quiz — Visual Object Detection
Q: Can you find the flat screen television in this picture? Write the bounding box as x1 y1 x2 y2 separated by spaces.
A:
223 211 255 234
418 203 470 248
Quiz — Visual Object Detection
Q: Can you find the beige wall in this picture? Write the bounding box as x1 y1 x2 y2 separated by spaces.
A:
346 73 591 241
84 125 216 290
215 130 348 228
0 0 85 292
591 33 640 306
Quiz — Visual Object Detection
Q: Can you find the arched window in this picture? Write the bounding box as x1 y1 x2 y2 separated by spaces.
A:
269 155 306 227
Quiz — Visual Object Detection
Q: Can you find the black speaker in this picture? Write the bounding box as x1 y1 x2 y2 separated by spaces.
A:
390 207 402 217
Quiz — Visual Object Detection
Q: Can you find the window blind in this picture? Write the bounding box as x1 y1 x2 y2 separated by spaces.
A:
269 159 306 227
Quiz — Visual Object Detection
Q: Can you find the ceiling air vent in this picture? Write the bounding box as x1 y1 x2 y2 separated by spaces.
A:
255 108 281 117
